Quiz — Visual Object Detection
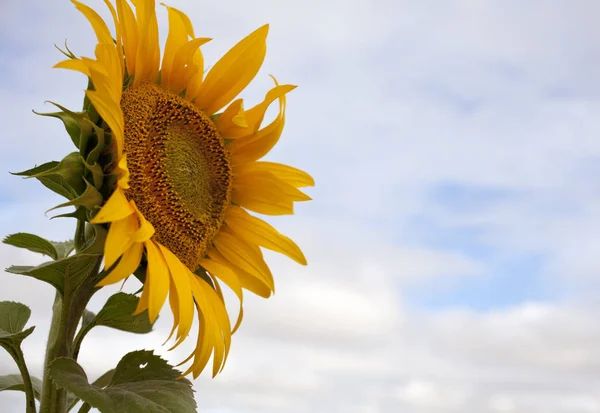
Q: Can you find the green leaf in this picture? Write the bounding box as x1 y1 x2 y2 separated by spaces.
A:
0 301 30 335
5 254 100 295
49 351 197 413
0 302 35 350
3 233 59 260
81 310 96 329
67 369 115 411
52 240 75 259
0 374 42 400
93 369 115 389
91 293 154 334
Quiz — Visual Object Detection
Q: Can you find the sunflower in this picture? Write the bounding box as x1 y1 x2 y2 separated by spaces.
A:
56 0 313 377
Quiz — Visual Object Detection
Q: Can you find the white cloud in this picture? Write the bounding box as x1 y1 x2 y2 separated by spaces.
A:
2 0 600 412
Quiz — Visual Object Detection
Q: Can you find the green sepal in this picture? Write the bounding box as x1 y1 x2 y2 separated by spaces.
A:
0 374 42 400
5 253 101 296
12 152 86 199
34 102 92 149
51 207 89 221
49 351 196 413
83 158 105 190
47 179 103 215
0 302 35 352
80 224 107 255
11 161 78 200
82 119 107 166
55 39 77 59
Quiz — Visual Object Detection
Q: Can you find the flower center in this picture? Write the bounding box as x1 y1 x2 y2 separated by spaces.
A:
120 83 232 270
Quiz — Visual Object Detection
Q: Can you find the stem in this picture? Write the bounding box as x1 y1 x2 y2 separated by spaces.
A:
76 403 91 413
39 292 68 413
71 321 93 361
74 220 86 254
8 346 37 413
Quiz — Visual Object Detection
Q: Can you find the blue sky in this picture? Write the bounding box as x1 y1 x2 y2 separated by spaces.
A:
2 1 600 412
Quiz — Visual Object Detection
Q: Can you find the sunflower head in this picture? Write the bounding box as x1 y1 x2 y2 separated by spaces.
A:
54 0 313 377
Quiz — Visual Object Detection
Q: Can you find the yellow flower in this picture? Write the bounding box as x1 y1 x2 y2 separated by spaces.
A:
56 0 313 377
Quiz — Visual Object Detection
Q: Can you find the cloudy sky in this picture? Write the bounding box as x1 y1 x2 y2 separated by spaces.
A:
2 0 600 412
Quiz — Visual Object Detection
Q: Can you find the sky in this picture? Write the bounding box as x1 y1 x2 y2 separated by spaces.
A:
1 0 600 412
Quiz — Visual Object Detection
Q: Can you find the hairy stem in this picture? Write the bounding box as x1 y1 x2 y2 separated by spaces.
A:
7 346 36 413
39 292 67 413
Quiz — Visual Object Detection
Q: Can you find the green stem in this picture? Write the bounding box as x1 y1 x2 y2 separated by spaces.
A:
76 403 91 413
7 346 36 413
74 220 86 254
39 292 69 413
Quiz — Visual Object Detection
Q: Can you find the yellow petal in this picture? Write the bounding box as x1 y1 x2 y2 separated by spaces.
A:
186 275 231 377
140 240 170 323
116 0 139 75
158 244 195 346
200 256 245 333
215 99 247 132
104 213 137 268
208 248 273 298
231 169 310 216
53 59 91 76
72 0 114 45
225 206 307 265
184 50 205 101
221 83 296 138
85 90 124 155
169 37 212 94
240 162 314 188
160 4 194 90
91 44 122 102
129 202 156 243
96 242 143 287
193 25 269 114
102 0 124 76
228 90 287 164
213 231 273 289
133 0 160 86
235 169 311 202
91 187 134 223
116 155 130 189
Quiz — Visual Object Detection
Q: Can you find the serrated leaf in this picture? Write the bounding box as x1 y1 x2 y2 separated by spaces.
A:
67 369 115 411
5 254 100 295
93 369 115 389
92 293 153 334
49 351 196 413
0 374 42 400
0 302 30 335
3 233 59 260
0 302 35 351
52 240 75 259
81 309 96 329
